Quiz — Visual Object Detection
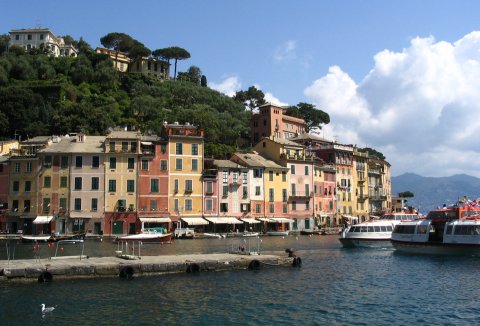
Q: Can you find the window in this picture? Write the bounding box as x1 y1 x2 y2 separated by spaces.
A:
223 185 228 197
255 186 261 196
13 181 19 192
108 180 116 192
269 171 274 181
60 176 68 188
291 165 296 174
283 204 288 213
22 200 30 212
150 179 159 192
43 198 50 213
141 159 149 170
175 158 182 170
122 142 128 152
91 198 98 211
75 156 83 168
176 143 183 154
255 204 261 213
109 157 116 169
306 201 310 210
150 200 157 211
269 189 274 202
127 180 135 193
131 141 137 153
59 198 67 211
220 203 228 212
253 169 262 178
174 179 179 193
56 156 67 169
305 184 310 196
292 201 297 211
191 144 198 155
185 199 193 211
291 184 296 196
74 198 81 211
270 203 274 213
161 144 167 153
74 177 82 190
191 159 198 171
40 34 44 40
206 182 213 194
206 199 213 211
25 162 32 173
12 200 18 211
185 180 193 192
305 166 309 175
14 163 20 173
91 177 99 190
243 172 248 184
243 186 248 198
174 199 179 212
25 181 31 192
92 156 99 168
282 171 286 182
44 176 51 188
222 171 228 183
109 142 115 152
128 158 135 170
282 189 287 202
160 160 168 170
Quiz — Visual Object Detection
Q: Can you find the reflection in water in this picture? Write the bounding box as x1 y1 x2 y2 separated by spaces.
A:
1 236 480 325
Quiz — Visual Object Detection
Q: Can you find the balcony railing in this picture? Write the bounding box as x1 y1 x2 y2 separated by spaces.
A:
289 191 313 198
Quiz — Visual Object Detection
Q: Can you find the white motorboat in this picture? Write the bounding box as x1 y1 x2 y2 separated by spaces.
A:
339 212 419 248
266 230 289 236
391 203 480 255
117 231 172 243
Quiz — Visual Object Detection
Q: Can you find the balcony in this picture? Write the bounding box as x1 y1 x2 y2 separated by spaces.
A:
357 194 368 202
289 191 313 198
368 168 383 175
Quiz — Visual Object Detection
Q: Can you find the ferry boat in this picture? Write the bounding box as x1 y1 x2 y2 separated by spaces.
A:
391 200 480 255
339 212 419 248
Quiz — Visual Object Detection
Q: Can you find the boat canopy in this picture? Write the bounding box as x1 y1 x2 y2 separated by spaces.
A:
140 217 171 223
33 215 54 224
205 217 242 224
240 218 260 224
181 217 208 225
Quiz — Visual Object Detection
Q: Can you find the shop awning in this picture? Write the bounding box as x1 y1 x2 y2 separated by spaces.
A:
33 216 54 224
141 141 153 145
140 217 171 223
240 218 260 224
257 218 271 222
181 217 208 225
343 215 359 221
205 217 242 224
269 218 293 223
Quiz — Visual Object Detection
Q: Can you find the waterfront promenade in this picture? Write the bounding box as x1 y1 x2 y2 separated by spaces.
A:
0 252 296 282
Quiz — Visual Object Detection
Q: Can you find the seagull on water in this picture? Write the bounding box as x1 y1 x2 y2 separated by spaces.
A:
40 304 55 314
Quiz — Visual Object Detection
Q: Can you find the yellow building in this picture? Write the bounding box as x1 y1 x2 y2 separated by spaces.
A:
0 140 19 155
104 131 140 235
164 123 204 224
353 149 369 222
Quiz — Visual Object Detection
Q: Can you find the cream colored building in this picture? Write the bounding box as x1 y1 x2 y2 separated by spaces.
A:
9 28 77 57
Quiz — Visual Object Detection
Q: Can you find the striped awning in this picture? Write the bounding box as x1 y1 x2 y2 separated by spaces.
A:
33 216 54 224
205 217 242 224
140 217 171 223
240 218 260 224
181 217 208 225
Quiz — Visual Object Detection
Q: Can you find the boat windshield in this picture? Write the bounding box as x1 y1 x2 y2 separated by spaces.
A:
426 210 457 221
349 225 392 232
380 214 417 221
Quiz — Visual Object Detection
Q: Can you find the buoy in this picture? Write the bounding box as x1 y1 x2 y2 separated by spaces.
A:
119 266 134 280
292 257 302 267
248 259 261 270
38 271 53 283
186 263 200 273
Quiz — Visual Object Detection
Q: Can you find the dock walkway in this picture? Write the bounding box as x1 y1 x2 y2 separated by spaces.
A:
0 253 299 282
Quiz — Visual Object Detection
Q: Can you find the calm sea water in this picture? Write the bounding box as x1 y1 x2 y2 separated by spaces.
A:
1 236 480 325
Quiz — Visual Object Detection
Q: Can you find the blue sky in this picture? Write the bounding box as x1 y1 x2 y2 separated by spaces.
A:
3 1 480 177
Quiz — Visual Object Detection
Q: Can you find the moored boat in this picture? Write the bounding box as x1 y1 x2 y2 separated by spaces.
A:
391 200 480 255
339 212 419 248
266 230 289 236
117 228 173 243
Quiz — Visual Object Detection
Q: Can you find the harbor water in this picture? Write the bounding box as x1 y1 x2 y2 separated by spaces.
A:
1 235 480 325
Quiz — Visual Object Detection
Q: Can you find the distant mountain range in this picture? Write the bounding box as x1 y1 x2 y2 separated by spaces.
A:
391 173 480 214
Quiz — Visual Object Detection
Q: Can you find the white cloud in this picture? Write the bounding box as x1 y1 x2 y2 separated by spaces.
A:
304 32 480 177
274 40 297 62
264 92 289 107
209 76 241 97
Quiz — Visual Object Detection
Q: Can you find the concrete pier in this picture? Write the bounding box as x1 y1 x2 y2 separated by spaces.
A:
0 253 300 282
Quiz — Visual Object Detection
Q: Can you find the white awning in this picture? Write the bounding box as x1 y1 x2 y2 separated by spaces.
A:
141 141 153 145
269 218 293 223
140 217 171 223
240 218 260 224
257 218 271 222
343 215 359 221
33 216 54 224
205 217 242 224
181 217 208 225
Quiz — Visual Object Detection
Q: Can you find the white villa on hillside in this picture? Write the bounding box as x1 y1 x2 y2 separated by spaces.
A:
9 28 78 57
